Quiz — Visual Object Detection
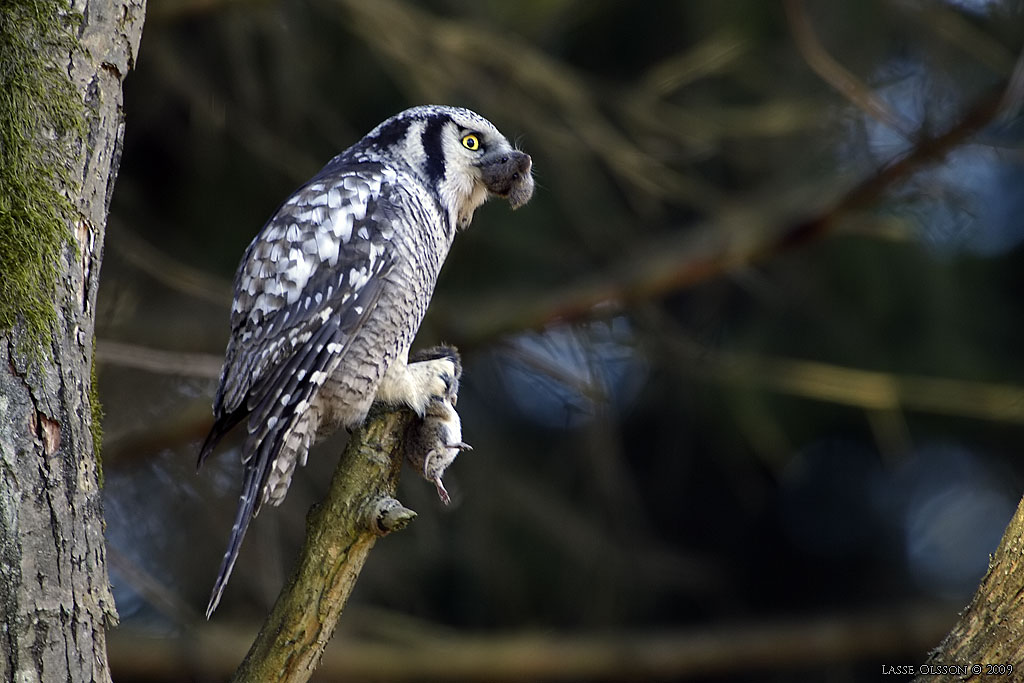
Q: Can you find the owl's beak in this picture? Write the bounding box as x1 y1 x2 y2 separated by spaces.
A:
478 150 534 209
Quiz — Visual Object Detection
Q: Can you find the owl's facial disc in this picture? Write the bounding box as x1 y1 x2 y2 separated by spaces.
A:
477 150 534 209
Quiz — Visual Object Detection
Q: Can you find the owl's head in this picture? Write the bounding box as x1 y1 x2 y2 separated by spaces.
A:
362 105 534 230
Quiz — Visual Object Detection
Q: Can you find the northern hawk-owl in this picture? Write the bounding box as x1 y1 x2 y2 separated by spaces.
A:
197 105 533 617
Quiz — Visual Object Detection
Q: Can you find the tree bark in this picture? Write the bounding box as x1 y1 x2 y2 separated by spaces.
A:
231 407 418 682
0 1 144 681
915 496 1024 682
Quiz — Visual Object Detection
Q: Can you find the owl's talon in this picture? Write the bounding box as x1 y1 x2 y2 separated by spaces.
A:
410 345 462 405
379 346 461 416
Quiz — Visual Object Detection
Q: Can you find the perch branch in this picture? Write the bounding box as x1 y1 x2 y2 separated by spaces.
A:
230 406 417 683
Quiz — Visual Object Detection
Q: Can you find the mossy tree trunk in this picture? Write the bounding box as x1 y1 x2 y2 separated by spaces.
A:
0 1 144 681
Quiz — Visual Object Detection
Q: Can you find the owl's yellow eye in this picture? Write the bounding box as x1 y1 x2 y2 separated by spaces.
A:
461 134 480 151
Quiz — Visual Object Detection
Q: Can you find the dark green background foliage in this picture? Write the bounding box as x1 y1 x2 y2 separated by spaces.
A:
97 1 1024 680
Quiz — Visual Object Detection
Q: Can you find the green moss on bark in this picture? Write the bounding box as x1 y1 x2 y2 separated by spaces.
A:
91 334 104 484
0 0 85 359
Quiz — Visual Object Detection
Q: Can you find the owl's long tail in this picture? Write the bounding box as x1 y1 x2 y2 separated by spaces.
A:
202 324 341 617
204 381 312 618
205 455 264 619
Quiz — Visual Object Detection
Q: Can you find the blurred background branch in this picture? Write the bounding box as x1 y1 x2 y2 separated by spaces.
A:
107 603 955 681
784 0 914 136
97 337 1024 424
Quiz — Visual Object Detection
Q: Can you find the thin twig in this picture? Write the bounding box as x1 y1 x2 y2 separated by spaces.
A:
998 47 1024 122
685 348 1024 425
96 339 223 378
107 546 202 625
109 222 233 306
784 0 914 136
901 1 1017 74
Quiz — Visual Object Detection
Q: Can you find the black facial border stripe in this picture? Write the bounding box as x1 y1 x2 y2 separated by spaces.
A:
420 116 448 186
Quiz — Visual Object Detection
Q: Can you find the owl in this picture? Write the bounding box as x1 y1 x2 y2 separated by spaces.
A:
197 105 533 616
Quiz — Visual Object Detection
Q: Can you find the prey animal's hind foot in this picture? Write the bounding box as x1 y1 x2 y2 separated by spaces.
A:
425 439 473 505
401 349 470 503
